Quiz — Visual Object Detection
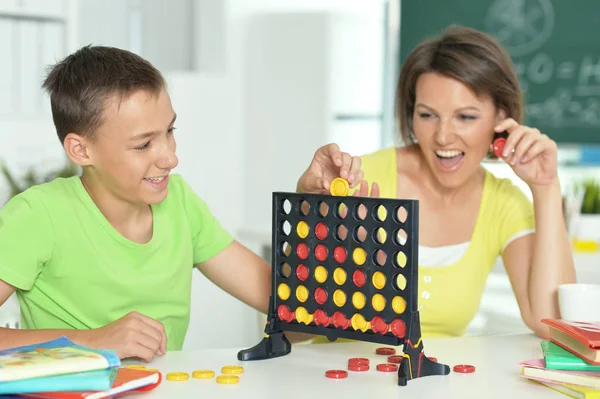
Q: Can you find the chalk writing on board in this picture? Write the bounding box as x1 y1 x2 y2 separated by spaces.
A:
484 0 554 57
515 53 600 128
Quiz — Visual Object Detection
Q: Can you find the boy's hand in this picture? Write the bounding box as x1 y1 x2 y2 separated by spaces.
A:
297 143 363 194
81 311 167 362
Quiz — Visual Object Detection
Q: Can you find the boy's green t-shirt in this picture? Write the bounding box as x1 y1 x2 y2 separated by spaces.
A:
0 174 233 350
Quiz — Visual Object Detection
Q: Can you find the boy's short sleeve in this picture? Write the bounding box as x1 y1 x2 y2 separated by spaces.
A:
495 178 536 253
0 192 54 290
175 176 234 264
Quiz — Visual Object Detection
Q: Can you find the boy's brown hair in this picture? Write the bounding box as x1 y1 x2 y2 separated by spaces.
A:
42 45 166 144
395 25 523 147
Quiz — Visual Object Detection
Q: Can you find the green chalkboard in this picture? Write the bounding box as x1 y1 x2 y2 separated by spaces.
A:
399 0 600 144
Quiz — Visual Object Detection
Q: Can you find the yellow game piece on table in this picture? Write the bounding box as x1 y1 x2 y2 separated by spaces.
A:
145 368 160 373
217 375 240 384
166 372 190 381
221 365 244 374
330 177 349 196
193 369 215 379
125 365 147 370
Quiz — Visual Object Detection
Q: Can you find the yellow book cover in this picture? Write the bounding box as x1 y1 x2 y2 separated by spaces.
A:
536 380 600 399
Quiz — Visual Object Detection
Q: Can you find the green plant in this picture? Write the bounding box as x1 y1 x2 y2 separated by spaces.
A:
579 178 600 214
1 159 79 202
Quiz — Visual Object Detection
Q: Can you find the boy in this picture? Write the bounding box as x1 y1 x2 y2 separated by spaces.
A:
0 45 322 361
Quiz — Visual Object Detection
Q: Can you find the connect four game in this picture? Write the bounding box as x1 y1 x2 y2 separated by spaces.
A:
238 179 450 386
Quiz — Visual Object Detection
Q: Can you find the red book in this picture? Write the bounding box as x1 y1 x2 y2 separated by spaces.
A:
541 319 600 365
20 368 162 399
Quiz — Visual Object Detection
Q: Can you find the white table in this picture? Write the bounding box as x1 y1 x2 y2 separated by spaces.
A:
127 333 564 398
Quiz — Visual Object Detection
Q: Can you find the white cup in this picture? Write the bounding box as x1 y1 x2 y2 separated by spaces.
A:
558 283 600 322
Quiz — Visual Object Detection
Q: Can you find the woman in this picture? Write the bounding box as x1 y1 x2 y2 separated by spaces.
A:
297 25 575 338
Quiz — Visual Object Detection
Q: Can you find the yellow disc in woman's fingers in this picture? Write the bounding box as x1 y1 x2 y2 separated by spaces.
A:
330 177 349 196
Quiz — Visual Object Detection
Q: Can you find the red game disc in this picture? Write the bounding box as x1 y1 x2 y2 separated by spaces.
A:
375 347 396 355
332 312 350 329
348 357 369 366
453 364 475 373
325 369 348 379
347 363 369 372
296 243 309 260
315 244 328 261
352 269 366 288
315 223 329 240
277 305 294 322
295 264 309 281
390 319 406 338
376 363 398 372
428 357 438 363
370 316 389 334
314 287 328 305
492 137 506 158
333 246 347 263
314 309 331 326
387 355 403 364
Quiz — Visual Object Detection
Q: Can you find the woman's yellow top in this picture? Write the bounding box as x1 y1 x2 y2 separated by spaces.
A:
313 147 535 341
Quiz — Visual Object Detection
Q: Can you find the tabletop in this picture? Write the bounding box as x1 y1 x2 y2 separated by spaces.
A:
125 333 561 399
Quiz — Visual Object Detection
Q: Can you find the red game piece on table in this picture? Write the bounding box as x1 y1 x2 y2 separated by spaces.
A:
387 355 403 364
428 357 438 363
348 363 369 372
348 357 369 366
453 364 475 373
492 137 506 158
376 363 398 372
325 369 348 379
376 347 396 355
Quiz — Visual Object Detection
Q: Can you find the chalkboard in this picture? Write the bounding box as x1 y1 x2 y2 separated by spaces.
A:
399 0 600 144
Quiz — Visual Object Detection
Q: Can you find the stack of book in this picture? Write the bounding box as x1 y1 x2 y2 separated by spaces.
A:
0 336 161 398
519 319 600 398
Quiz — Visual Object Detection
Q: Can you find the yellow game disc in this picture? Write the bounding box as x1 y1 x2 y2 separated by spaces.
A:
193 370 215 379
277 283 290 300
352 292 366 310
392 296 407 314
216 375 240 384
166 372 189 381
295 306 313 324
296 221 309 238
125 365 147 370
314 265 328 283
221 365 244 374
396 274 407 290
296 285 309 302
333 267 347 285
351 314 368 332
145 368 160 373
372 271 387 290
330 177 349 196
333 289 347 307
396 251 407 267
372 293 386 312
352 247 367 266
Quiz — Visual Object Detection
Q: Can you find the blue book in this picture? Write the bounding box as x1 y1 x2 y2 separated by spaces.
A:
0 367 117 394
0 336 120 390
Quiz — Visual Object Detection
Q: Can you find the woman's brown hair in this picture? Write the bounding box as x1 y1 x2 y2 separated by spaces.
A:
395 25 523 146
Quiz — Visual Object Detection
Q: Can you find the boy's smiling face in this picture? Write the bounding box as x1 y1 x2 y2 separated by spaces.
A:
79 88 179 205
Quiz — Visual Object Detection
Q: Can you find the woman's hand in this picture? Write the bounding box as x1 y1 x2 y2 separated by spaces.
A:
296 143 363 194
494 119 558 187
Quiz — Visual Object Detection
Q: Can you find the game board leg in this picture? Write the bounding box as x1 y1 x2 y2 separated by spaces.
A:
237 331 291 361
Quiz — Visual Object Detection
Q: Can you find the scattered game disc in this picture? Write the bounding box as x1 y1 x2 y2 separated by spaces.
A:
492 137 506 158
376 347 396 355
221 365 244 374
330 177 350 196
325 369 348 379
376 363 398 372
348 357 369 366
216 375 240 384
193 370 215 379
348 363 370 372
387 355 403 364
166 372 189 381
453 364 475 373
125 365 147 370
427 357 438 363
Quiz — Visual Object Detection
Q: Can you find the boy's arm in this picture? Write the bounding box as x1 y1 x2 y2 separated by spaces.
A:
195 241 314 343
